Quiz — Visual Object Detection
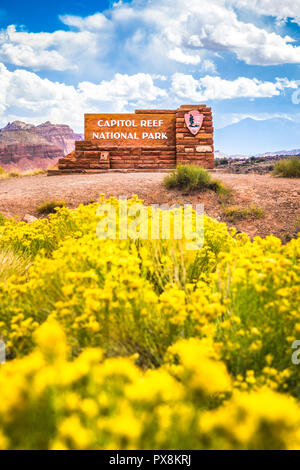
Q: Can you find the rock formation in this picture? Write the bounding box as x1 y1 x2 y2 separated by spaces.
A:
0 121 83 171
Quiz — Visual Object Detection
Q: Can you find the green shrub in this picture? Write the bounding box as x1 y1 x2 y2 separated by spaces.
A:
164 165 229 193
36 200 66 215
222 205 264 222
273 157 300 178
215 158 228 167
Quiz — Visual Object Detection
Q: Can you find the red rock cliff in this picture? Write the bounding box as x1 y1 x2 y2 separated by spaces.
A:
0 121 83 171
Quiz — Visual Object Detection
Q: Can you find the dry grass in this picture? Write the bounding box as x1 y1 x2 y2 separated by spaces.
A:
36 199 66 215
273 157 300 178
0 249 31 283
0 167 47 179
221 204 264 223
164 165 232 197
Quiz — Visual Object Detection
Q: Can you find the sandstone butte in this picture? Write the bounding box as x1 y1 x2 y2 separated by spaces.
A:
0 121 83 171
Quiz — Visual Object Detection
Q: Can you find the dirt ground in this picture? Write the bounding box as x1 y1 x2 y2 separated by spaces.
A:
0 172 299 240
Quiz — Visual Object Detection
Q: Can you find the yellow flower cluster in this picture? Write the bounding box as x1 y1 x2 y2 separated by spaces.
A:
0 196 299 449
1 320 299 450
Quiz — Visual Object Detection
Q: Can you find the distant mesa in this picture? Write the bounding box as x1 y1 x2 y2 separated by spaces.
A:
0 120 83 171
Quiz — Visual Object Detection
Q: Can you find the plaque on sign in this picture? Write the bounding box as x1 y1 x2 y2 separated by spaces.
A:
185 110 204 136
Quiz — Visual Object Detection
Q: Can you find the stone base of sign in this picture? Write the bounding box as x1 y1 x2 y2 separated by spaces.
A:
57 105 214 172
58 144 176 171
48 168 174 175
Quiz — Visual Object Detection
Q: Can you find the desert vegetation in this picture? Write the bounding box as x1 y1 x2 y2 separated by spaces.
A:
36 200 66 215
221 205 264 222
0 166 47 179
164 164 230 195
0 196 299 449
273 157 300 178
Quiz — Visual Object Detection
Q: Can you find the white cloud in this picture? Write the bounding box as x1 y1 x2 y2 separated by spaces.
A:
171 73 297 101
78 73 167 108
0 41 74 72
105 0 300 66
0 60 296 133
168 48 201 65
231 1 300 25
201 60 217 74
0 25 97 71
0 63 167 132
153 0 300 66
59 13 109 31
1 0 300 73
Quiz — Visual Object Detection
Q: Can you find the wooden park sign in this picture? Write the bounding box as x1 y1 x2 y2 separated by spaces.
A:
58 105 214 171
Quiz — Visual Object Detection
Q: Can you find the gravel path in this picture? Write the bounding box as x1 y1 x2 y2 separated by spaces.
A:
0 172 299 240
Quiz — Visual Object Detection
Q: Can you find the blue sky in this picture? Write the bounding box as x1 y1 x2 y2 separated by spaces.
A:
0 0 300 139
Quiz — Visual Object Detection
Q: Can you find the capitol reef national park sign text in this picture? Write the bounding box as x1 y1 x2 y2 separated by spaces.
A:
85 114 176 146
57 105 214 172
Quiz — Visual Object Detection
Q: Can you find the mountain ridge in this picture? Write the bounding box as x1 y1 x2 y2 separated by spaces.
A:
215 117 300 156
0 121 83 170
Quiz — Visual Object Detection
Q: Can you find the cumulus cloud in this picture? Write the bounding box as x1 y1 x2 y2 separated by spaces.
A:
0 61 296 132
168 48 201 65
59 12 109 31
171 73 297 101
79 73 167 104
0 25 97 71
201 60 217 74
1 0 300 73
0 63 167 131
106 0 300 66
154 0 300 66
231 0 300 25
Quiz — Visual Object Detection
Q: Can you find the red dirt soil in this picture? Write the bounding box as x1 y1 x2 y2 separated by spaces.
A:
0 172 299 240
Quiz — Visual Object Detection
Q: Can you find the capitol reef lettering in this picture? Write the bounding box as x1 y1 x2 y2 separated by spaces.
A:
84 113 176 146
93 119 168 141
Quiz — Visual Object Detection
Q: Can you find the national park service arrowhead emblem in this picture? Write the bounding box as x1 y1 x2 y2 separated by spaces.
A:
185 110 204 136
